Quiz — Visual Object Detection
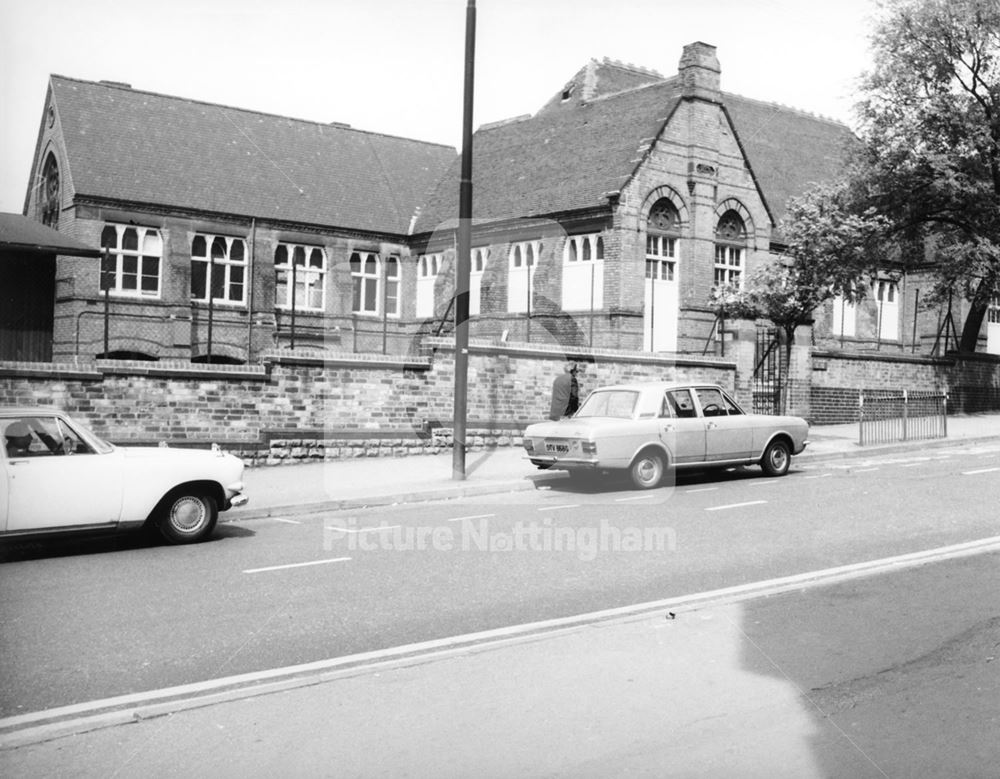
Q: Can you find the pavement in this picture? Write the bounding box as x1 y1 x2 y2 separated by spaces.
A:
4 413 1000 774
238 412 1000 518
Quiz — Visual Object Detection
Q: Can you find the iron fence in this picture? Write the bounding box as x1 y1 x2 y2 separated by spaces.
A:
858 390 948 446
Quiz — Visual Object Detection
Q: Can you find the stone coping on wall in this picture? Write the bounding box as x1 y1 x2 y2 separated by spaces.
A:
0 359 269 381
261 348 432 371
811 349 954 367
420 337 737 370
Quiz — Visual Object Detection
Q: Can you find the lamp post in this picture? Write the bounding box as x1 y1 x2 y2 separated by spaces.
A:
453 0 476 480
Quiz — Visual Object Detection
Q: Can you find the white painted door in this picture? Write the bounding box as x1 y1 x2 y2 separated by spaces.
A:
643 254 677 352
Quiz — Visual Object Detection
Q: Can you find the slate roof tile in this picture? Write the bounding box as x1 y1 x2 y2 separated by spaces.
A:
50 76 456 236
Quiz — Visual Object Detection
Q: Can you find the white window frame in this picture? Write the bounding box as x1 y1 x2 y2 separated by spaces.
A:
470 247 489 316
831 294 857 338
646 234 677 282
416 253 442 319
350 251 400 318
507 240 541 314
101 223 163 299
875 279 899 341
714 244 743 287
191 233 247 306
275 242 327 312
561 234 605 311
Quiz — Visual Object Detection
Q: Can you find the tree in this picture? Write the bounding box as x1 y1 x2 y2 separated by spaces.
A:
852 0 1000 352
709 182 888 358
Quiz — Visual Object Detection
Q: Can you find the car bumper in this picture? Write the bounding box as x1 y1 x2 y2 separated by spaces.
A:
527 455 600 469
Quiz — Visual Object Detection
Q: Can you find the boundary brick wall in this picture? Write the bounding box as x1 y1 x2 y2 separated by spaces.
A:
808 350 1000 424
0 340 736 466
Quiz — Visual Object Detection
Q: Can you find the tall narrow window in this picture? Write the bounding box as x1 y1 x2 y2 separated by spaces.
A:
562 234 604 310
101 224 162 298
350 252 379 314
38 153 60 229
416 253 442 319
470 247 489 316
385 256 400 317
275 243 326 311
714 211 746 287
191 234 247 305
875 279 899 341
831 294 857 338
508 240 541 313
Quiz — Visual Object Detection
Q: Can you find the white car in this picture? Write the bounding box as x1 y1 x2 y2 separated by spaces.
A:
1 407 248 544
523 382 810 489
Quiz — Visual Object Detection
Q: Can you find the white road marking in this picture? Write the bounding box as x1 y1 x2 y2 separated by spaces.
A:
615 494 658 502
537 504 580 512
447 513 496 523
962 467 1000 475
803 473 832 479
751 479 779 487
854 468 880 473
270 518 302 525
244 558 351 574
685 487 719 493
13 535 1000 744
705 500 767 512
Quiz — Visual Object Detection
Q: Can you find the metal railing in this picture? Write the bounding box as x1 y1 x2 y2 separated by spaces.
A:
858 390 948 446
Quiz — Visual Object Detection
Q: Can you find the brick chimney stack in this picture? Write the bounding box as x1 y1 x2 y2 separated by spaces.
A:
678 42 721 101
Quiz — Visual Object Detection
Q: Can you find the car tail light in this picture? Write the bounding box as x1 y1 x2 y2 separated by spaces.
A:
523 439 535 453
581 440 597 454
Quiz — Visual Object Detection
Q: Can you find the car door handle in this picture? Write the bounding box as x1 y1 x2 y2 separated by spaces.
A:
661 425 674 432
706 422 718 429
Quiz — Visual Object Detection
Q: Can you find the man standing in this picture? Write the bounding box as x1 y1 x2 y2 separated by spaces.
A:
549 362 580 420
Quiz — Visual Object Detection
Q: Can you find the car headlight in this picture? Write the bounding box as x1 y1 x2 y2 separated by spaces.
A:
524 439 535 454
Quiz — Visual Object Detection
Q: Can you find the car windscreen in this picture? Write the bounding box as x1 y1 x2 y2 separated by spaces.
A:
575 390 639 419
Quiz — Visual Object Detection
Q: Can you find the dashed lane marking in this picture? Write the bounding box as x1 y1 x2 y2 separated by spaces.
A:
962 467 1000 475
705 500 767 512
244 557 351 574
537 504 580 512
685 487 719 494
615 494 658 502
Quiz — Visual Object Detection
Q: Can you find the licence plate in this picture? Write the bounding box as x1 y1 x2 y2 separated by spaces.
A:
545 441 571 453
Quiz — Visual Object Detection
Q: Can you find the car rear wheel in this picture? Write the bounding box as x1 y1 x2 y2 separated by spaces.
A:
761 439 791 477
629 449 666 490
156 491 218 544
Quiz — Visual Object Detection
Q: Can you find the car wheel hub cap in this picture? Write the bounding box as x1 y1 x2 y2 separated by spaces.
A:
172 498 206 531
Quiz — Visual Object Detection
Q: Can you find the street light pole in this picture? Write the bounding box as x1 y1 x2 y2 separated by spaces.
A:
453 0 476 480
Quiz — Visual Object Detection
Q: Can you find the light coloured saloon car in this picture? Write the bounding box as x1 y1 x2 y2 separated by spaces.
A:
1 407 248 544
523 382 809 489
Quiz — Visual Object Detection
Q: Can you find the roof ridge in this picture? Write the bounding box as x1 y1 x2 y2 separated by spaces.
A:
48 74 456 150
586 75 679 105
721 90 847 127
598 58 664 79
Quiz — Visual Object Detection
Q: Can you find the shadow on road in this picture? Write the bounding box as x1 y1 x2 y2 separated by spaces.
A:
0 522 255 563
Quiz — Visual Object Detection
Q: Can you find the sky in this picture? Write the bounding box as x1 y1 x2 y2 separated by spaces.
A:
0 0 879 215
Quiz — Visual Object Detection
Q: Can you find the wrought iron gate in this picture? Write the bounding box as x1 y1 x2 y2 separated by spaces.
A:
752 325 785 415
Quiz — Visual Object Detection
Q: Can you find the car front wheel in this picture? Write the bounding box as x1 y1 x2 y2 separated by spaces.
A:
156 491 218 544
629 449 666 489
761 439 791 477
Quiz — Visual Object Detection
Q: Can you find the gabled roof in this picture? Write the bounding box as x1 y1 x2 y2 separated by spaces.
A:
46 76 456 236
414 77 684 233
722 93 857 242
0 212 101 257
414 63 856 238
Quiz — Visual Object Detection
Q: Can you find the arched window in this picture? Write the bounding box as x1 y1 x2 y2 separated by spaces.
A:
562 234 605 310
470 247 490 316
416 253 442 319
508 240 541 313
646 199 680 282
275 242 327 311
714 210 746 287
38 153 60 229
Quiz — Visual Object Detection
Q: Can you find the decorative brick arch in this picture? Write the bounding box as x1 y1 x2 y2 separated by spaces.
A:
638 186 689 233
714 198 754 242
